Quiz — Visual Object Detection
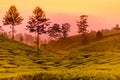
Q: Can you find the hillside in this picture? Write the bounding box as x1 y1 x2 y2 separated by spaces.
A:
44 30 120 79
0 35 57 79
1 30 120 79
47 30 120 53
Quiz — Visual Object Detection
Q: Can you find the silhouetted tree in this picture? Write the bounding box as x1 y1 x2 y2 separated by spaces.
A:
77 15 88 34
26 6 50 50
48 23 62 40
77 15 89 44
96 30 103 39
3 5 23 40
112 24 120 30
61 23 70 38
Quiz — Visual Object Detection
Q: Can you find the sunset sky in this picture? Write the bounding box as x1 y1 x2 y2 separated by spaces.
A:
0 0 120 35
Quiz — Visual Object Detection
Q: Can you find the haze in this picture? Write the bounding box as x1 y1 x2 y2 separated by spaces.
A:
0 0 120 35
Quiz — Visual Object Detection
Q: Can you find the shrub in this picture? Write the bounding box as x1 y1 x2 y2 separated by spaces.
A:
96 31 103 39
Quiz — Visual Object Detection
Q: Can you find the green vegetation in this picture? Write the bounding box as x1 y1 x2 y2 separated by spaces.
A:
0 35 54 79
45 30 120 79
0 29 119 79
1 4 120 80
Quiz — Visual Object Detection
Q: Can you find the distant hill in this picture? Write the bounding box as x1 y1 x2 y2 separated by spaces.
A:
47 30 120 53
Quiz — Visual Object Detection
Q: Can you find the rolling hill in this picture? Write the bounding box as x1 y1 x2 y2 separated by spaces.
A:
47 29 120 53
45 29 120 79
0 35 57 79
1 30 120 79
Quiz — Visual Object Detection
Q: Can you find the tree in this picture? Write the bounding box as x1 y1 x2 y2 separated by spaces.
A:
26 6 50 50
3 5 23 40
77 15 89 44
47 23 62 40
112 24 120 30
96 30 103 39
61 23 70 38
77 15 88 34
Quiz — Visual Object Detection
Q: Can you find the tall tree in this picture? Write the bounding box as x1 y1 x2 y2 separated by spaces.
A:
77 15 89 44
3 5 23 40
26 6 50 50
61 23 70 38
48 23 62 40
77 15 88 34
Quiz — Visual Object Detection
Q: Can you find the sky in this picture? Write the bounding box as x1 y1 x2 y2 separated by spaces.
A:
0 0 120 35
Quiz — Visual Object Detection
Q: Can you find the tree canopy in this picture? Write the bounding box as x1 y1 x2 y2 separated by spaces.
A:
26 6 50 49
48 23 62 40
61 23 71 38
3 5 23 39
77 15 88 34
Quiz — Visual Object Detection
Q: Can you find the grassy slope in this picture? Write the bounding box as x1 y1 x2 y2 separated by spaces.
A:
1 30 120 79
44 30 120 79
47 30 120 53
0 35 58 79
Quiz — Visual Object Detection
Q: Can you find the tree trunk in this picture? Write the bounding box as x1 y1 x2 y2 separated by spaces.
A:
37 33 40 50
12 25 14 40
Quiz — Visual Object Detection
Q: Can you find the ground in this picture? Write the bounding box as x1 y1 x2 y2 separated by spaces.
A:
0 30 120 79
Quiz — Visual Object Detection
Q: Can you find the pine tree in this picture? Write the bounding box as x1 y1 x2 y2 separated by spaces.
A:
77 15 88 34
77 15 89 44
3 5 23 40
26 6 50 50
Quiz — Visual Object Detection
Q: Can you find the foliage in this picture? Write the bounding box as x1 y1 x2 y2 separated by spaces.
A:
77 15 89 44
61 23 71 38
96 30 103 39
26 6 50 49
112 24 120 30
0 30 120 79
2 5 120 80
77 15 88 34
48 23 62 40
3 5 23 40
47 29 120 52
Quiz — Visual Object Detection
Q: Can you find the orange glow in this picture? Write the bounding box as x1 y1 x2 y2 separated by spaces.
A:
0 0 120 14
0 0 120 34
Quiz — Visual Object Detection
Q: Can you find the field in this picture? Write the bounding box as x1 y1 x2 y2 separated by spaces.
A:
0 30 120 80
